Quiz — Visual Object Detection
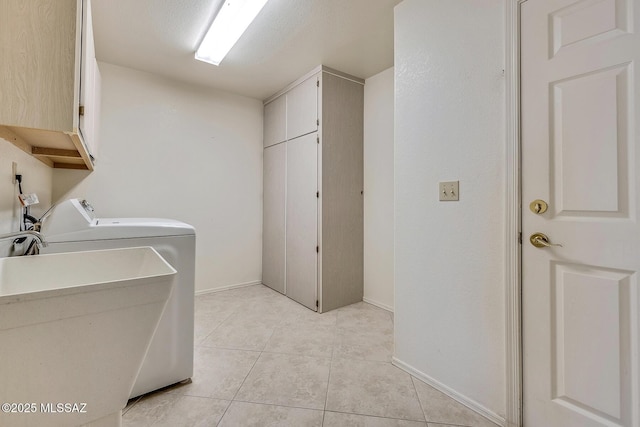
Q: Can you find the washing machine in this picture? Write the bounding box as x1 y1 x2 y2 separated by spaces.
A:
40 199 195 399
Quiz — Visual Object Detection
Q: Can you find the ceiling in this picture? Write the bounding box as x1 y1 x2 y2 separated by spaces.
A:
91 0 402 100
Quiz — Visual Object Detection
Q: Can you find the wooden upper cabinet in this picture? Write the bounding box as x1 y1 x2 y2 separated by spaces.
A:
0 0 98 170
263 95 286 148
285 74 318 140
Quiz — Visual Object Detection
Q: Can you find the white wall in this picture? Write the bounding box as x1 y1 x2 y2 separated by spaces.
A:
0 141 53 256
53 62 264 293
394 0 506 422
364 67 395 312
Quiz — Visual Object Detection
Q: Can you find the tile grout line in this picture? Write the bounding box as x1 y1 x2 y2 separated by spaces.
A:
259 348 333 359
196 343 266 352
214 325 266 427
410 375 430 424
409 378 481 427
193 344 262 355
230 398 325 412
206 298 254 426
409 377 481 427
322 408 429 423
213 399 233 427
213 368 258 426
323 315 340 424
229 349 263 402
316 321 334 425
424 423 471 427
322 354 334 426
211 308 236 331
196 304 240 345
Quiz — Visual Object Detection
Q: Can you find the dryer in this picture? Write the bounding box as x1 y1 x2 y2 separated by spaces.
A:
41 199 195 398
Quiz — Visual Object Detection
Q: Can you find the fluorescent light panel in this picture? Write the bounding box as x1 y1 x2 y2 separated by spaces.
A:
195 0 269 66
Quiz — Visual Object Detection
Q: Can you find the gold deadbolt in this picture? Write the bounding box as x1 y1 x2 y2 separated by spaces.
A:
530 232 562 248
529 199 548 214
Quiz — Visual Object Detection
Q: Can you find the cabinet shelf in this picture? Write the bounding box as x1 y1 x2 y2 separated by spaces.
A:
0 125 92 170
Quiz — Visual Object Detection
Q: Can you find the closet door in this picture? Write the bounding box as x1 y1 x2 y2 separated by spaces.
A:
262 143 286 294
286 133 318 310
286 74 318 140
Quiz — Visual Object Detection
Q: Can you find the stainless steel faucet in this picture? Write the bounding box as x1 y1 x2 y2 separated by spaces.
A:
0 230 48 248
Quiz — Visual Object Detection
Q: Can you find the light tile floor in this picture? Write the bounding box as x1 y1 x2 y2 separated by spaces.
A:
123 284 498 427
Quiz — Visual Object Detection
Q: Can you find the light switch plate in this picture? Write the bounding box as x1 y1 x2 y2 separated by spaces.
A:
439 181 459 201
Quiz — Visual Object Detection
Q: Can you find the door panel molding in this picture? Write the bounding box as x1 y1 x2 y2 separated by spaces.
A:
505 1 525 426
550 262 634 424
550 62 632 219
549 0 632 58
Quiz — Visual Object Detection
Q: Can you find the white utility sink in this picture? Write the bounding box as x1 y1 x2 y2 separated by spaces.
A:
0 247 176 427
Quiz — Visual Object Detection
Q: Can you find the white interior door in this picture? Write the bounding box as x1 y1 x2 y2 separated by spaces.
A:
263 143 286 294
522 0 639 426
286 133 318 311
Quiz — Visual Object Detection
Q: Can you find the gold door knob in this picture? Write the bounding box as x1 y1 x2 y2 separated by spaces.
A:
530 232 562 248
529 199 548 214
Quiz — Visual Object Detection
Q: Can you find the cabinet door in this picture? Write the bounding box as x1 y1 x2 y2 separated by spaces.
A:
286 133 318 310
286 75 318 140
262 143 286 294
264 95 286 148
0 0 77 132
79 0 100 158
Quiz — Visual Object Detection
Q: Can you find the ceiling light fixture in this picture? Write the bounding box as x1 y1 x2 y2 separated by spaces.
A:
195 0 270 66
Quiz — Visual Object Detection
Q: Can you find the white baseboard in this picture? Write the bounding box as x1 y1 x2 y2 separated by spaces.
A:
392 356 506 427
362 297 394 313
195 280 263 296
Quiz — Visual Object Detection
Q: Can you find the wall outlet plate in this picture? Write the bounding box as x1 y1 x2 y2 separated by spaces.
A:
19 193 39 207
439 181 459 201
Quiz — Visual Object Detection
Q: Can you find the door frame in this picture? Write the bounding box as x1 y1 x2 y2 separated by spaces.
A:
505 0 526 426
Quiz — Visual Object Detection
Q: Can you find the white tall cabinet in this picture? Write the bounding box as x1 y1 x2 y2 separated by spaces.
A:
262 66 364 312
